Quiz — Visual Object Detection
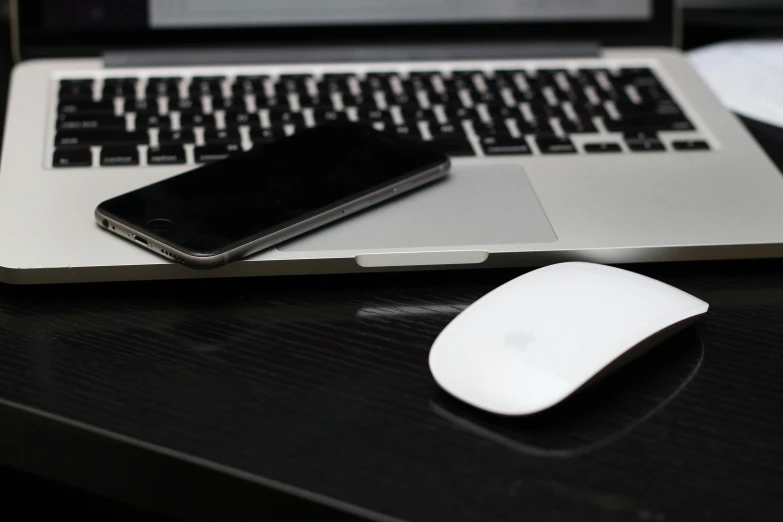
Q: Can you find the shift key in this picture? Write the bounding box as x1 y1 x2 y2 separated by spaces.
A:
55 130 148 147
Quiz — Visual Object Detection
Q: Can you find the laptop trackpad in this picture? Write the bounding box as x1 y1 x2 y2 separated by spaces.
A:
277 164 557 252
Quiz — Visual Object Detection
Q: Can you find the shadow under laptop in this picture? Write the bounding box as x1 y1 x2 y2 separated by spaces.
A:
430 328 705 458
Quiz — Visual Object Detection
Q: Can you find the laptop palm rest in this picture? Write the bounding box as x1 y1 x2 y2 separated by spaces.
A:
277 164 557 266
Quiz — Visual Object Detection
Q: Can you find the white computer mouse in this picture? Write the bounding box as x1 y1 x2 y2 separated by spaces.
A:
429 262 709 416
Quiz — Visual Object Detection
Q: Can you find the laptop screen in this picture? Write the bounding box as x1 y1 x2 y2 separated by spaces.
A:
43 0 653 31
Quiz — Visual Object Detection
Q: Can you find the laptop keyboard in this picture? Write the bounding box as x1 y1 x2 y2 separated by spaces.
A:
51 66 709 168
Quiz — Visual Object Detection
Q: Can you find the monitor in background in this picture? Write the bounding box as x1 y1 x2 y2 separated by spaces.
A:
149 0 652 28
685 0 783 7
44 0 654 31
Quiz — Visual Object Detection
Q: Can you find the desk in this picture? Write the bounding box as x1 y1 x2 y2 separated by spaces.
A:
2 24 783 522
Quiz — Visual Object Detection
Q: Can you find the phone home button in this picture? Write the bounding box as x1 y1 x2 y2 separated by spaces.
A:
146 218 175 233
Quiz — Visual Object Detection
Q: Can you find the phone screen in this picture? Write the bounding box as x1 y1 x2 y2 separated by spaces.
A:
98 124 448 256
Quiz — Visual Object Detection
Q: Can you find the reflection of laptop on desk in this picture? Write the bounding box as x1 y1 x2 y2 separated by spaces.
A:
2 0 783 284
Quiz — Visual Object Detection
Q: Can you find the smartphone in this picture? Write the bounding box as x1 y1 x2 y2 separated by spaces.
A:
95 123 450 269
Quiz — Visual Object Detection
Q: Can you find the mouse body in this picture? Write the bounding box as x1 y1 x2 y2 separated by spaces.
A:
428 262 709 416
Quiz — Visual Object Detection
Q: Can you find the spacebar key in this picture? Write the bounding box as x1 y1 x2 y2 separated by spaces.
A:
426 136 475 157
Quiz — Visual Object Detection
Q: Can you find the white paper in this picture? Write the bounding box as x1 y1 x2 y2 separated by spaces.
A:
689 40 783 129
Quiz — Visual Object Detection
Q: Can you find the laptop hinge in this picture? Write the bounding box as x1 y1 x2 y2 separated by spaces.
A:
104 41 601 68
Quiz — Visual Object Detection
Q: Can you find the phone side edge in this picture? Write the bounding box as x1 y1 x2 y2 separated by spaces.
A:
224 159 451 264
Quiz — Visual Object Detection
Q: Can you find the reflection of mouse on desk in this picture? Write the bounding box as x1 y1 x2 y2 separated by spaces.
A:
428 263 709 416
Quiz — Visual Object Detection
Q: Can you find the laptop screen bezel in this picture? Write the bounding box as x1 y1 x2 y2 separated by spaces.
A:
14 0 676 61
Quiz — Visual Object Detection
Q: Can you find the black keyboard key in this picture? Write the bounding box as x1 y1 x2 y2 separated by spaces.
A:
100 146 139 166
313 109 350 123
190 75 225 82
450 70 483 79
529 103 558 122
55 130 148 147
60 78 93 86
158 130 196 145
585 143 623 153
249 126 284 144
357 108 393 122
231 83 266 97
59 81 94 101
204 128 241 145
473 121 512 138
444 106 481 123
474 90 502 105
148 76 182 84
146 83 180 98
390 125 422 140
317 80 348 97
190 76 225 93
673 140 710 151
480 135 532 156
343 94 375 109
195 144 242 163
425 136 475 157
430 123 466 137
57 114 126 131
103 77 137 86
604 116 695 133
224 109 259 127
624 131 660 141
136 114 171 129
170 98 204 115
275 76 310 96
102 83 136 99
625 133 666 152
254 96 289 110
212 96 244 112
536 136 577 154
322 72 355 80
408 70 440 79
387 93 413 107
299 96 334 109
287 123 309 135
517 119 555 136
180 113 216 128
485 103 519 121
400 107 437 124
268 109 305 125
235 74 269 83
614 100 685 119
148 146 187 165
232 79 266 96
365 72 397 78
429 91 461 106
560 117 597 134
58 100 115 115
124 98 158 115
278 74 313 81
626 140 666 152
52 147 92 168
147 77 181 89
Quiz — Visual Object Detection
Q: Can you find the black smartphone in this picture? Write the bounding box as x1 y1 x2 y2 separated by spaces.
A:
95 123 450 269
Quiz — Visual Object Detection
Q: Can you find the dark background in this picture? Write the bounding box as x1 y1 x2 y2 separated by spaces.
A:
0 4 782 521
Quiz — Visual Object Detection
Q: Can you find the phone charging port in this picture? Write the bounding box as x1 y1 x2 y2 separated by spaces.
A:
134 236 149 246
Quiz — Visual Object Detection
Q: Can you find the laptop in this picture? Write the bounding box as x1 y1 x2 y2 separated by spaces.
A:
2 0 783 284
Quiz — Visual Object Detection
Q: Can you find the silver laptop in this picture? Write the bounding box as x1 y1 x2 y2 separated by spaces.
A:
2 0 782 284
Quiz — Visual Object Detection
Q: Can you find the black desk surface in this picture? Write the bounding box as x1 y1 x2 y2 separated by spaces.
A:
2 22 783 522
